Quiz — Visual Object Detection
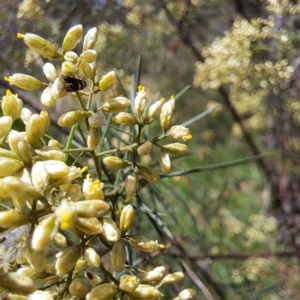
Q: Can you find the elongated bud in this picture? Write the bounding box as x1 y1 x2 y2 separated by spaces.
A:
64 51 78 63
35 146 65 161
101 218 121 242
112 112 138 126
73 217 103 235
4 74 46 90
18 32 59 59
62 25 83 52
101 97 131 113
79 61 94 79
140 268 164 284
43 63 58 82
145 98 165 124
138 165 160 183
51 76 68 100
74 200 110 218
54 232 68 248
86 283 118 300
0 210 28 228
103 156 129 169
161 271 184 285
21 107 32 125
0 157 24 177
177 288 196 299
26 238 46 272
55 245 81 275
169 125 192 141
110 239 126 271
126 235 164 252
99 71 116 91
80 49 97 63
161 143 188 155
26 114 47 145
43 160 70 178
88 112 105 128
159 150 171 174
87 127 101 150
137 141 153 155
126 284 162 300
2 90 23 121
69 278 89 298
41 86 56 107
160 96 175 133
134 85 147 119
84 247 101 267
57 110 85 127
83 175 104 200
0 272 36 295
120 204 135 234
0 116 12 137
125 172 139 202
119 274 140 293
83 27 98 51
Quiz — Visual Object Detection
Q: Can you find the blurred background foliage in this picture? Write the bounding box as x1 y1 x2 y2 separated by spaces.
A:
1 0 300 299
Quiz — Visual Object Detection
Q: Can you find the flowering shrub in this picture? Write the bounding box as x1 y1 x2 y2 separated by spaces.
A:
0 25 194 299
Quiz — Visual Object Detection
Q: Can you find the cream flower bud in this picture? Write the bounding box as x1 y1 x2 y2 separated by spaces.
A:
21 107 32 125
26 114 46 145
138 165 160 183
43 63 58 82
54 232 68 248
35 146 65 161
55 245 81 275
125 172 139 202
83 175 104 200
57 110 85 127
18 32 58 59
26 238 46 272
162 143 188 155
43 160 70 178
112 112 138 126
126 284 162 300
159 150 171 174
65 183 81 201
101 218 121 242
99 70 116 91
137 141 153 155
119 274 140 293
48 139 61 148
134 85 147 119
86 283 118 300
61 61 77 77
73 217 103 235
145 98 165 124
75 258 87 273
84 247 101 267
31 214 59 251
169 125 192 141
177 288 196 299
83 27 98 51
140 269 164 284
127 235 164 252
101 97 131 113
103 156 129 169
80 49 97 63
87 127 101 150
2 90 22 121
88 112 105 128
51 76 68 100
0 272 36 295
4 73 46 90
110 239 126 271
161 271 184 284
0 116 12 137
41 86 56 107
62 25 83 52
79 61 94 79
69 278 89 298
0 147 18 159
120 204 135 234
55 199 74 230
73 200 110 218
64 51 78 63
0 157 24 177
0 210 28 228
31 161 49 193
160 96 175 132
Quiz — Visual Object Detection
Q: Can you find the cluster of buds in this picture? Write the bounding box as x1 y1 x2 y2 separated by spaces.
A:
0 24 195 299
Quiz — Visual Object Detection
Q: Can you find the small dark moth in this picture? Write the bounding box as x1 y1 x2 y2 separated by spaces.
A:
62 76 87 92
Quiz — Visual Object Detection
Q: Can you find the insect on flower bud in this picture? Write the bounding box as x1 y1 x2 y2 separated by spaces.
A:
4 74 46 90
161 143 188 155
0 116 12 137
160 96 175 133
159 150 171 174
137 141 153 155
80 49 98 63
101 97 131 113
112 112 138 126
138 165 160 184
83 27 98 51
51 76 68 100
110 240 126 271
125 172 139 202
103 156 129 170
62 24 83 53
99 70 116 91
120 204 135 233
119 274 140 293
57 110 85 127
126 235 164 252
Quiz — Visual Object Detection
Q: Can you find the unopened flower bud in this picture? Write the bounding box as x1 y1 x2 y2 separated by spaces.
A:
159 150 171 174
0 209 28 228
2 90 22 121
110 240 126 271
161 271 184 285
0 272 36 295
138 165 160 183
26 113 47 145
84 247 101 267
21 108 32 125
112 112 138 126
83 175 104 200
103 156 128 169
80 49 97 63
26 238 46 272
134 85 147 119
55 199 74 230
137 141 153 155
83 27 98 51
86 283 118 300
43 63 57 82
0 116 12 137
162 143 188 155
51 76 68 100
62 25 83 53
0 157 24 177
160 96 175 132
140 269 164 284
43 160 70 178
101 218 121 242
48 139 61 148
88 112 105 128
4 74 46 90
126 284 162 300
120 204 135 234
74 200 110 218
125 172 139 202
177 288 196 299
64 51 78 63
169 125 192 141
61 61 77 77
55 245 81 275
35 146 65 161
79 61 94 79
145 98 165 124
18 32 59 59
101 97 131 113
54 232 68 248
69 278 89 298
41 87 56 107
119 274 140 293
57 110 85 127
99 71 116 91
127 235 164 252
31 161 49 193
87 127 101 150
73 217 103 235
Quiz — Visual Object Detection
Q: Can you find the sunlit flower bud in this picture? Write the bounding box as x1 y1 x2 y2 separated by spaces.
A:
127 235 164 252
18 32 59 59
119 274 140 293
16 266 38 280
162 143 188 155
31 161 50 193
62 25 83 53
21 108 32 125
140 269 164 284
41 109 50 131
110 239 126 271
64 183 81 201
83 27 98 51
120 204 135 234
84 247 101 267
169 125 192 141
0 210 28 228
87 127 101 150
125 172 139 202
160 96 175 133
112 112 138 126
126 284 162 300
103 156 128 169
79 61 94 79
61 61 77 77
55 245 81 276
159 150 171 174
0 116 12 137
55 199 74 230
83 174 104 200
4 73 46 90
99 70 116 91
101 97 131 113
48 139 61 148
75 258 87 273
69 278 89 298
41 86 56 107
35 146 65 161
0 272 36 295
134 85 147 119
138 165 160 183
2 90 22 121
54 232 68 248
26 238 46 272
137 141 153 155
31 214 59 251
161 271 184 285
88 111 105 128
80 49 97 63
43 160 70 178
0 157 24 177
64 51 78 63
28 290 55 300
85 271 100 286
43 63 58 82
101 218 121 242
0 147 18 159
74 200 110 218
145 98 165 124
26 114 46 145
73 217 103 235
51 76 68 100
86 283 118 300
57 110 85 127
177 288 196 299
